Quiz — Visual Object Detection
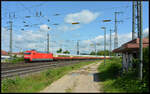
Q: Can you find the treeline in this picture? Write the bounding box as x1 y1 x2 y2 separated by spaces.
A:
56 48 116 56
90 50 116 56
56 48 70 54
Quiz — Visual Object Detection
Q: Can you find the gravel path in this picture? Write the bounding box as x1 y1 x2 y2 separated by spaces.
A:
40 62 103 93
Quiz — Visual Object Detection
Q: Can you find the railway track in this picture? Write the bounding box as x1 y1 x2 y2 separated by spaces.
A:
1 60 95 79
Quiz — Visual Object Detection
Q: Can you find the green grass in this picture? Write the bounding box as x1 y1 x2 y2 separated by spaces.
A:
1 60 100 93
98 57 149 93
4 57 24 63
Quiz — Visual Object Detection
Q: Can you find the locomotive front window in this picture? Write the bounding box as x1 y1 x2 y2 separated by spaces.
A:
24 52 31 55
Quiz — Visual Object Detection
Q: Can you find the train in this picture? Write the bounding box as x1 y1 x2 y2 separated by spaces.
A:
24 50 110 62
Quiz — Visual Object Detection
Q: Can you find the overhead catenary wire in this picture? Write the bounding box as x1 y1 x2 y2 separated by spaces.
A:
2 2 132 53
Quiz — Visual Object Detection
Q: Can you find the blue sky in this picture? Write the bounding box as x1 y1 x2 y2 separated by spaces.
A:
1 1 149 54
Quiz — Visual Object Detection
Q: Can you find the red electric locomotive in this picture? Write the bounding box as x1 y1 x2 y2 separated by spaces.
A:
24 50 53 62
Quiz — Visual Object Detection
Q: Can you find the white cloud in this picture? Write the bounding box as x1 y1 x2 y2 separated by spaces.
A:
81 28 149 52
57 25 80 32
8 30 48 51
81 32 133 51
64 10 100 24
40 24 51 32
2 26 148 53
143 28 149 38
70 25 81 31
1 27 10 51
56 10 99 32
118 32 132 46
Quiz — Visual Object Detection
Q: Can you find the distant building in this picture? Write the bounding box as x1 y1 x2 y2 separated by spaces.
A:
1 50 10 62
12 52 24 57
1 50 9 56
113 38 149 72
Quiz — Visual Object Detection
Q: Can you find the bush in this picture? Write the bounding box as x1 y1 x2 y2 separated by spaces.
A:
98 55 149 93
143 47 149 81
9 57 24 63
98 58 122 81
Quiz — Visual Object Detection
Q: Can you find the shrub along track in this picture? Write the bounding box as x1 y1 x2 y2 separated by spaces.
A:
1 60 98 79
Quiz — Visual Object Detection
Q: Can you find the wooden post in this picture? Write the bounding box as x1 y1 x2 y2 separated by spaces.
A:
122 53 126 73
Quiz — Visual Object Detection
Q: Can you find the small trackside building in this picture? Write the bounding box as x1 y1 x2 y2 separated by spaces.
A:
112 38 149 73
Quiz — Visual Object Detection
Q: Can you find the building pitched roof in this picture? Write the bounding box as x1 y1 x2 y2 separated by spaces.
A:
1 50 8 55
113 38 149 53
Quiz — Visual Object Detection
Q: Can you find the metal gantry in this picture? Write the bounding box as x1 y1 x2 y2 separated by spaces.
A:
114 12 123 49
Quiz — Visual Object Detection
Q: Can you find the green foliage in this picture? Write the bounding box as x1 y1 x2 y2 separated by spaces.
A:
143 46 149 86
56 48 62 53
5 57 24 63
63 50 70 54
1 60 98 93
90 51 96 55
90 50 116 56
97 50 109 56
98 58 122 81
11 57 24 63
131 46 149 88
98 56 149 93
13 54 17 58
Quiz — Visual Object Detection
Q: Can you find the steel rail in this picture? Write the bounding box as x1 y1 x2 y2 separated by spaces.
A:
1 60 91 79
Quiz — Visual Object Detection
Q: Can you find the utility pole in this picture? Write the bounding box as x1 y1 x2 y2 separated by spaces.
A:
47 33 50 53
139 1 143 80
8 12 13 57
104 28 106 65
110 29 112 57
114 12 118 49
9 21 13 56
77 40 80 55
134 1 143 80
132 1 136 40
101 27 106 66
95 43 97 55
114 12 123 49
137 1 140 38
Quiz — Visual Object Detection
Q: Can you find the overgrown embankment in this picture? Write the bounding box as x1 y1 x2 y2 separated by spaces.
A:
3 56 24 63
1 60 99 93
98 47 149 93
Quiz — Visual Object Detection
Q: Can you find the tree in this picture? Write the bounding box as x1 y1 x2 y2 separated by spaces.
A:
56 48 62 53
63 50 70 54
96 50 115 56
90 51 96 55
